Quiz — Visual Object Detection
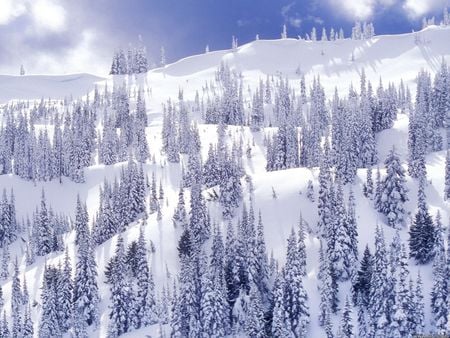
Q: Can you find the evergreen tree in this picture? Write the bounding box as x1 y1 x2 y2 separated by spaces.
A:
353 245 373 307
368 225 389 336
445 150 450 200
73 222 99 335
172 186 188 228
11 258 22 337
409 178 436 264
271 273 290 337
340 297 354 338
22 305 33 338
430 223 448 334
107 235 135 337
39 265 61 338
379 147 408 228
283 229 310 336
200 269 229 337
245 285 265 338
134 226 158 328
413 272 425 335
74 195 89 246
36 190 53 256
57 250 73 333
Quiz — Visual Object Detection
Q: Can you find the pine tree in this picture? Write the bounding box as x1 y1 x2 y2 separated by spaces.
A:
39 265 62 338
73 223 99 335
283 229 310 336
327 181 353 281
340 297 354 338
57 250 73 333
172 186 188 228
413 272 425 335
445 150 450 200
200 269 228 337
363 167 374 198
22 305 33 338
36 190 53 256
409 178 436 264
368 225 388 336
11 258 22 337
272 273 290 337
245 285 265 338
219 152 242 219
318 243 333 337
134 226 157 328
356 294 368 337
379 147 408 228
430 221 448 334
74 195 89 246
353 245 373 307
306 180 315 202
107 235 135 337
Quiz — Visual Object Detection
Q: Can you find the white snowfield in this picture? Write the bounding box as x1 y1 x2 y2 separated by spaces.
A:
0 25 449 337
0 73 104 103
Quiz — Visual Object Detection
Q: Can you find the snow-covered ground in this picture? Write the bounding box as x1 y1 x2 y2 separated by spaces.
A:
0 73 104 103
0 25 449 337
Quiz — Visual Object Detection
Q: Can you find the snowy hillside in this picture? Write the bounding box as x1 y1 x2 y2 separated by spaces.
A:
0 25 449 338
0 73 104 103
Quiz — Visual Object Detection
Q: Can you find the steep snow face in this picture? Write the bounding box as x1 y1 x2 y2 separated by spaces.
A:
0 73 104 103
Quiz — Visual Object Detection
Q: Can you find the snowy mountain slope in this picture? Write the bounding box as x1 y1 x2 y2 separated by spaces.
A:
135 25 450 107
0 25 449 337
0 73 104 103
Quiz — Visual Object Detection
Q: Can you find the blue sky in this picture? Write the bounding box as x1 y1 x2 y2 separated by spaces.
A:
0 0 448 75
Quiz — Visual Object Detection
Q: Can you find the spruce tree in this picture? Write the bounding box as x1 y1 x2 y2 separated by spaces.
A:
340 297 354 338
134 226 157 328
107 235 135 336
409 178 436 264
73 223 99 335
379 147 408 228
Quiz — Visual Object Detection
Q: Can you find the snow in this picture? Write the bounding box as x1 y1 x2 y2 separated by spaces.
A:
0 25 449 337
0 73 104 103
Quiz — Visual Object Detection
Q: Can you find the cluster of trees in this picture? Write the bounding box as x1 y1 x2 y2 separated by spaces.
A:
99 88 150 165
422 7 450 29
171 200 308 337
38 199 100 337
28 190 70 259
203 63 245 125
162 91 244 219
263 71 398 175
351 21 375 40
110 45 149 75
0 259 34 337
0 104 96 183
0 86 151 183
92 160 147 245
257 20 377 43
408 64 449 180
0 189 17 248
105 228 158 336
161 91 195 162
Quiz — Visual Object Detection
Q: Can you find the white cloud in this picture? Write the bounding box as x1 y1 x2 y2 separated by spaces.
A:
26 29 108 75
32 0 66 33
0 0 26 25
403 0 444 18
281 2 295 18
329 0 446 20
329 0 376 20
289 17 302 28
